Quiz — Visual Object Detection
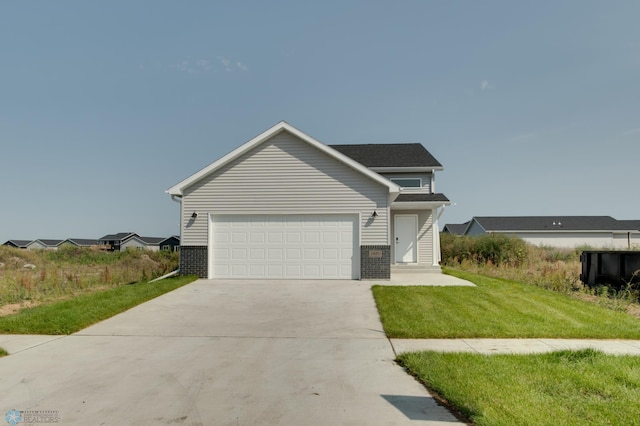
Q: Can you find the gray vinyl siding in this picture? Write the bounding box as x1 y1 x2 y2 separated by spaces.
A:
181 131 389 246
390 210 434 265
379 172 432 191
465 220 486 236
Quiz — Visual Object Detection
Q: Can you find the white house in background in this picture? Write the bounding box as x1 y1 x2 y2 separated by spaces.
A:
167 121 450 280
64 238 100 248
451 216 640 249
2 240 32 249
26 239 64 250
120 235 164 251
119 235 180 252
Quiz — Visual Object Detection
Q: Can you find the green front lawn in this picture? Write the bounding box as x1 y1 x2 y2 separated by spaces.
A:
0 276 196 335
399 349 640 426
373 269 640 338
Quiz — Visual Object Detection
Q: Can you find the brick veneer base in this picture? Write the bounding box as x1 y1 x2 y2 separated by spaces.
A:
360 245 391 280
179 246 208 278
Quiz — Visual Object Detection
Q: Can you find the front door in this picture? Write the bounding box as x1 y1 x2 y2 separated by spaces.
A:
395 215 417 263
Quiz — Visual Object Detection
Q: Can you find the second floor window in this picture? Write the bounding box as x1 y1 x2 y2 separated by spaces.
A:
391 178 422 188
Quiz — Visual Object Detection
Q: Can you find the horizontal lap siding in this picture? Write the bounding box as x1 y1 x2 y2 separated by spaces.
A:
182 131 389 246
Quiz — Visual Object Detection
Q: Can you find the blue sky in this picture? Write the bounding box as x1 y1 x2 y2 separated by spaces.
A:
1 1 639 243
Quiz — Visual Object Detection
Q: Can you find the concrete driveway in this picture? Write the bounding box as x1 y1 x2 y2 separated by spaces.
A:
0 279 461 425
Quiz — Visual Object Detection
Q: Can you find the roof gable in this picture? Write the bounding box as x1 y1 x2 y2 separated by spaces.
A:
167 121 400 196
3 240 32 248
65 239 100 246
99 232 137 242
443 222 470 235
28 239 64 248
329 143 442 169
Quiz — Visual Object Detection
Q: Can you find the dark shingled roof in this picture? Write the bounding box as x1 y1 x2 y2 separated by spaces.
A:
66 239 100 246
443 222 470 235
473 216 631 232
329 143 442 168
3 240 32 248
395 193 450 203
138 236 166 244
618 220 640 231
99 232 136 241
36 239 64 247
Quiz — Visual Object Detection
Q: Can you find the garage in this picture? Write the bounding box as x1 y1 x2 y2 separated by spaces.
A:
210 214 359 279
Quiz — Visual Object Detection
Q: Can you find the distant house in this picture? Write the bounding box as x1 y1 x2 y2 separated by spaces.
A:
448 216 640 249
3 240 32 249
158 236 180 252
26 239 64 250
98 233 137 251
120 235 170 252
442 222 469 235
64 238 100 248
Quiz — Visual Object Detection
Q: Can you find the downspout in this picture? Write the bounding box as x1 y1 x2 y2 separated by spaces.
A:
170 194 183 272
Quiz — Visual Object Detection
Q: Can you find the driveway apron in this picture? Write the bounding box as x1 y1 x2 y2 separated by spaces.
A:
0 280 461 425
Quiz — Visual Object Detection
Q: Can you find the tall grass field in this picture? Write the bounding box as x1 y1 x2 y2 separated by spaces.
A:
440 233 640 314
0 246 179 311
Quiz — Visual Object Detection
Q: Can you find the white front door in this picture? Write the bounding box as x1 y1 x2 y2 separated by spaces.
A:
395 215 417 263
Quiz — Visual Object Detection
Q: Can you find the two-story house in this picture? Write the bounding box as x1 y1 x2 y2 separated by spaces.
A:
167 121 450 280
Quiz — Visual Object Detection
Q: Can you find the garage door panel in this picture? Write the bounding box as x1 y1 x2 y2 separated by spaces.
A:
250 232 265 243
250 248 265 259
286 248 302 260
231 248 247 260
268 233 283 243
211 214 358 279
304 248 320 260
268 264 284 277
268 248 283 260
249 264 265 276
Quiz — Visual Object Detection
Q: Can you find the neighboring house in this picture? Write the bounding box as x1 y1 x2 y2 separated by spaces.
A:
455 216 640 249
166 121 450 280
64 238 100 248
159 236 180 252
3 240 32 249
442 222 469 235
120 235 171 252
98 232 138 251
26 239 64 250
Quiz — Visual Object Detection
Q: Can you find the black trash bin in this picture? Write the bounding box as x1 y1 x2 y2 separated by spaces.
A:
580 251 640 288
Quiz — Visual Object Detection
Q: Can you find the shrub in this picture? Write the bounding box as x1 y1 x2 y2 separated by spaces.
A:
441 233 528 266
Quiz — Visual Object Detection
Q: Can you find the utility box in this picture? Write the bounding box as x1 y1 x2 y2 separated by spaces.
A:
580 251 640 288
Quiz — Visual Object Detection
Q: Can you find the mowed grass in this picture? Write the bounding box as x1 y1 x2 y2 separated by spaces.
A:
399 349 640 426
0 275 196 335
373 269 640 338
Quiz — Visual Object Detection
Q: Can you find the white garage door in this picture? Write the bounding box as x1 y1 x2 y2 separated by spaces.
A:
210 214 358 279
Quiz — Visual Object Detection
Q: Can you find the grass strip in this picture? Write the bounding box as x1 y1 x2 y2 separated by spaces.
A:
399 349 640 426
0 348 7 357
0 276 197 335
373 269 640 338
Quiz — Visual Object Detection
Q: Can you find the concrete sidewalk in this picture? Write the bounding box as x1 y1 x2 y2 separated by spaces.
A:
391 338 640 355
366 271 476 287
4 336 640 357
